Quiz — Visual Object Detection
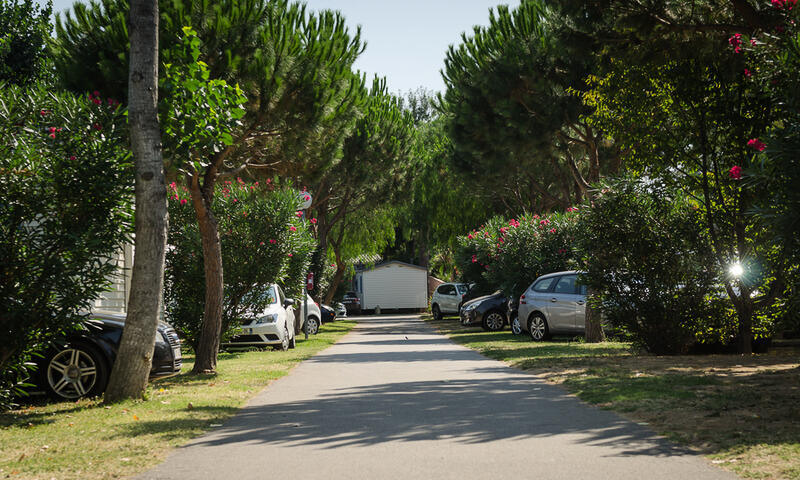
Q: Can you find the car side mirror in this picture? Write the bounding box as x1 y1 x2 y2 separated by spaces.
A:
283 298 295 308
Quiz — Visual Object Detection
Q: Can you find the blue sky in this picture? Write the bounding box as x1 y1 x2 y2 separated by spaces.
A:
44 0 519 95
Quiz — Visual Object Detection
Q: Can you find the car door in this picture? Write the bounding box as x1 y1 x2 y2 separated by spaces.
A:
438 284 458 313
549 274 581 332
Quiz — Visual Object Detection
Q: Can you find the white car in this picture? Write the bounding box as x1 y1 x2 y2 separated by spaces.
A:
224 284 297 350
334 302 347 318
430 283 471 320
296 293 322 335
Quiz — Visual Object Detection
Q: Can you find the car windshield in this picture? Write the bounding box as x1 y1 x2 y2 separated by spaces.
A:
456 284 468 295
257 287 278 305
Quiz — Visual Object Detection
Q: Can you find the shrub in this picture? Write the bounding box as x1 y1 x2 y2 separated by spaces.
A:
575 179 722 354
0 84 131 407
455 210 582 298
164 180 314 349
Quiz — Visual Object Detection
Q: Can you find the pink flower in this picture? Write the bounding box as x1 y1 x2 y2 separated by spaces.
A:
296 211 303 217
69 155 76 161
169 182 177 190
172 194 179 200
471 255 477 263
39 109 48 116
93 90 100 96
259 242 265 246
310 218 317 224
729 165 743 180
750 38 757 46
559 249 566 254
93 123 102 130
304 195 310 202
237 177 244 184
539 219 550 226
232 198 238 203
747 138 767 151
289 226 297 232
269 239 276 244
288 253 293 257
180 199 187 206
744 68 752 78
549 228 557 234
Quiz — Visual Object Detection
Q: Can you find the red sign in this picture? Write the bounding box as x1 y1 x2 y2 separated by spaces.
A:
306 272 315 291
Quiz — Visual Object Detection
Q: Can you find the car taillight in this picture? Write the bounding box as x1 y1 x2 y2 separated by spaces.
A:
520 294 526 304
315 302 319 307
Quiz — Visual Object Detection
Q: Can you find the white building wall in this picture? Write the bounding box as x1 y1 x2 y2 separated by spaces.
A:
362 263 427 309
93 243 133 313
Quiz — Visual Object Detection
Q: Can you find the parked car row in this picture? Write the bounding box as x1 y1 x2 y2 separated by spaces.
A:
34 284 342 401
433 271 589 342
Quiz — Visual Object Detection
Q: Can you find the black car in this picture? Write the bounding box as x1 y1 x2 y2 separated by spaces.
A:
342 291 362 315
320 304 336 324
459 291 509 332
33 312 182 400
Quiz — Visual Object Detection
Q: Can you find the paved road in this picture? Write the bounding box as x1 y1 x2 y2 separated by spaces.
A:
140 315 736 480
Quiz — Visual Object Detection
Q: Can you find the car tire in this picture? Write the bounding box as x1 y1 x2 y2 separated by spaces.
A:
510 314 522 335
528 314 550 342
42 342 108 400
304 316 320 335
482 311 505 332
275 324 290 351
432 304 442 321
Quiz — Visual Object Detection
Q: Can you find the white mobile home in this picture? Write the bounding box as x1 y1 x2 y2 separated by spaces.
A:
354 261 428 311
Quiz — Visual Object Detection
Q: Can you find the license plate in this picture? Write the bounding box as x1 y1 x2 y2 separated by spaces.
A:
173 347 182 361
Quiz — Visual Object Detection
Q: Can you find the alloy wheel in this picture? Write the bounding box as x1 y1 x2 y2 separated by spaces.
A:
47 348 98 400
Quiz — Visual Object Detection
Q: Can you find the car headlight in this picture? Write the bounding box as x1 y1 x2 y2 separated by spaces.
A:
256 314 278 324
464 303 478 311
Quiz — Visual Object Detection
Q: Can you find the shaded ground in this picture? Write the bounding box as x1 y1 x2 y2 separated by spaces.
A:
428 315 800 480
140 315 734 480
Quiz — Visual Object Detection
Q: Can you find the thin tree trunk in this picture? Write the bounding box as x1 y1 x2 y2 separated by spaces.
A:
104 0 166 403
584 288 605 343
190 184 224 374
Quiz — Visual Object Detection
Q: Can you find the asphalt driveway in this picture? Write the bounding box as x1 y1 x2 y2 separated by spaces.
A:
139 315 736 480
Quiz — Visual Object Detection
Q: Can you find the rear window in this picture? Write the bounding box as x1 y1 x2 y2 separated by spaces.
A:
532 277 556 292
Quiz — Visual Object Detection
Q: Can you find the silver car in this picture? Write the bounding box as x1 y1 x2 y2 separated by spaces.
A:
518 271 587 341
431 282 470 320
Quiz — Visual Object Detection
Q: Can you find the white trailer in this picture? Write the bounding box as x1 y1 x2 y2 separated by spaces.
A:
355 261 428 311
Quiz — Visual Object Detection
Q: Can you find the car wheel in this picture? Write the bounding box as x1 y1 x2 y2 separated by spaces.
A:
304 316 320 335
482 311 505 332
275 324 290 351
510 315 522 335
43 342 108 400
432 304 442 321
528 314 550 342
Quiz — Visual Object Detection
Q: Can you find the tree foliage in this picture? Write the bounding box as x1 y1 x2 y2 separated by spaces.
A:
0 85 131 406
165 181 312 349
0 0 52 85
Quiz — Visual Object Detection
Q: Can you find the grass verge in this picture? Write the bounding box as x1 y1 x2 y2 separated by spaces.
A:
427 315 800 480
0 320 355 480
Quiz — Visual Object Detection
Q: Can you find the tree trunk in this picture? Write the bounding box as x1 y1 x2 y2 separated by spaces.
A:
323 247 346 305
584 288 606 343
736 293 754 355
104 0 166 403
191 185 224 374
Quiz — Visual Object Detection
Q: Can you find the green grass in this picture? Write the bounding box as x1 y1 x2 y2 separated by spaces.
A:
428 314 800 480
0 320 355 480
